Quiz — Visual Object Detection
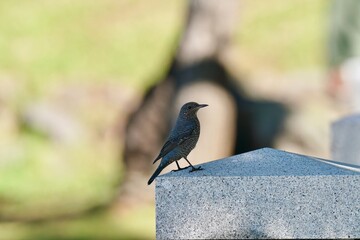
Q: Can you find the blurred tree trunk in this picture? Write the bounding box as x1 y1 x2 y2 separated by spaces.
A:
115 0 240 208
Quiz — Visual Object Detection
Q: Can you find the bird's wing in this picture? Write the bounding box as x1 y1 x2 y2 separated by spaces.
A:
152 127 194 164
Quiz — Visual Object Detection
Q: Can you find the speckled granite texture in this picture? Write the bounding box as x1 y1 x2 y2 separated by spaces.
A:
332 114 360 165
155 148 360 239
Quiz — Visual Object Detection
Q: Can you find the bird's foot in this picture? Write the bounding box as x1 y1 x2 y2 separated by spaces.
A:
190 166 203 172
172 166 190 172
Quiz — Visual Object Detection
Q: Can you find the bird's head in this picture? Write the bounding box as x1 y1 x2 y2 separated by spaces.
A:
180 102 208 118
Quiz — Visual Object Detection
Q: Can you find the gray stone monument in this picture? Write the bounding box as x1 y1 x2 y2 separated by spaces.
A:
332 114 360 165
155 148 360 239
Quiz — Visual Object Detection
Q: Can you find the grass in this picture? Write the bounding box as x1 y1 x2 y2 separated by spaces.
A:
0 0 185 96
235 0 328 74
0 206 155 240
0 133 120 220
0 0 185 238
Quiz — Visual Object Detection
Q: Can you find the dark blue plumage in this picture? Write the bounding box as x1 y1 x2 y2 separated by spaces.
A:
147 102 208 185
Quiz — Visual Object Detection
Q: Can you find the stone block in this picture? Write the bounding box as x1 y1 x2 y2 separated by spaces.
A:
332 114 360 165
155 148 360 239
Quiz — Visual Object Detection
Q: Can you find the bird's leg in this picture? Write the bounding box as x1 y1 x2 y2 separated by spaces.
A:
172 161 190 172
184 157 203 172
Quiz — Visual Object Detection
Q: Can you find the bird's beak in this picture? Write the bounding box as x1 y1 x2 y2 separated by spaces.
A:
197 104 208 108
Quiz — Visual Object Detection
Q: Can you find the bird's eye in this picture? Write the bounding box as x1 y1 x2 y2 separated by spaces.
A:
187 106 192 109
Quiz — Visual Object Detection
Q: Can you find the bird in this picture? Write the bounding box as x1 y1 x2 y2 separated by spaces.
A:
147 102 208 185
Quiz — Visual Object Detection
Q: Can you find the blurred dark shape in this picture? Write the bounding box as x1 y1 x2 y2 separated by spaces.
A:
327 0 360 111
116 0 287 207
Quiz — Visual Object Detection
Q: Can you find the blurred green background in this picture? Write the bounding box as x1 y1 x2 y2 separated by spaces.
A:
0 0 329 239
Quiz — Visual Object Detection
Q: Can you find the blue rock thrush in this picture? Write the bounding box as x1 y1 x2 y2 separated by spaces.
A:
147 102 208 185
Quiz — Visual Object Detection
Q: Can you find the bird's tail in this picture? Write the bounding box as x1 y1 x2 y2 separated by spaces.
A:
148 164 164 185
